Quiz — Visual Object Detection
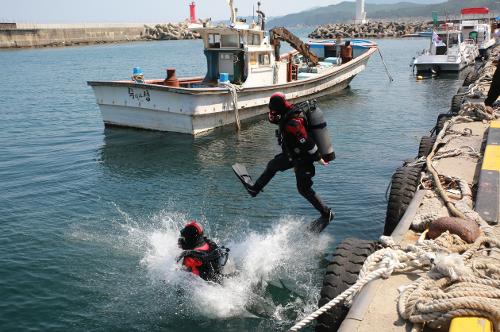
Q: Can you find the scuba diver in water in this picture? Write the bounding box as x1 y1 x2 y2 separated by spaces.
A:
243 92 335 229
177 221 229 283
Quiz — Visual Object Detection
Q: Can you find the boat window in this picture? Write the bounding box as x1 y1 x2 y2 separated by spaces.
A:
258 53 270 65
208 33 220 48
221 34 239 47
248 33 261 45
220 53 233 60
449 34 459 45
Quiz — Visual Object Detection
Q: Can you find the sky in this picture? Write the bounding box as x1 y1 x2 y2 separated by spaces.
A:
0 0 344 23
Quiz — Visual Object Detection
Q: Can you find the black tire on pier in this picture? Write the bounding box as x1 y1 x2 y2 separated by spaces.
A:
316 238 378 332
435 113 453 134
383 165 421 236
450 94 465 114
463 71 479 86
418 135 436 158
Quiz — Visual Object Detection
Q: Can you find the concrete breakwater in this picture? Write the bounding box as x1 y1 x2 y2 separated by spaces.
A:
0 22 199 48
309 21 432 39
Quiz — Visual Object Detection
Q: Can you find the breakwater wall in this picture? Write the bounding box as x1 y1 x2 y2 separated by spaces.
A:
309 21 432 39
0 22 199 48
144 22 201 40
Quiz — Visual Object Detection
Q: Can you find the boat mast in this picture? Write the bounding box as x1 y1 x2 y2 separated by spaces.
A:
227 0 236 24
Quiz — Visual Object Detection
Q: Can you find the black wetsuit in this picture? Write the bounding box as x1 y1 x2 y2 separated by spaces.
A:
252 108 331 217
485 59 500 107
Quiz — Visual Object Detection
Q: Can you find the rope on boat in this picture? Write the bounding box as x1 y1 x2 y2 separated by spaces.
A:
219 82 241 131
377 48 394 82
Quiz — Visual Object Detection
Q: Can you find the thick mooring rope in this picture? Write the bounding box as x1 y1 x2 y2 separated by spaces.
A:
289 233 500 332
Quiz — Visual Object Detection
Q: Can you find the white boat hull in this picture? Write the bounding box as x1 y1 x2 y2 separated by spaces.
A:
89 47 376 135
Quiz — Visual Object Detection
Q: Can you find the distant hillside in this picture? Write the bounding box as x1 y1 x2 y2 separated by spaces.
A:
367 0 442 3
267 0 499 27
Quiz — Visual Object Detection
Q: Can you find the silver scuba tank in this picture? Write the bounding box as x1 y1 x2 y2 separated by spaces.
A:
306 101 335 162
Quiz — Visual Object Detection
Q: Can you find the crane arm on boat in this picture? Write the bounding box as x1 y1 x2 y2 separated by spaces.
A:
269 27 319 66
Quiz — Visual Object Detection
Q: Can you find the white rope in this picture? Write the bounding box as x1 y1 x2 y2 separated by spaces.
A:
378 48 394 82
289 249 405 332
219 82 241 131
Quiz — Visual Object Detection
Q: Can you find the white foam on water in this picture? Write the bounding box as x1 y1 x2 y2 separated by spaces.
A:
140 211 332 323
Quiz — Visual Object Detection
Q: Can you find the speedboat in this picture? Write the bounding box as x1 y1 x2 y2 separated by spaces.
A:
87 2 377 135
412 25 478 73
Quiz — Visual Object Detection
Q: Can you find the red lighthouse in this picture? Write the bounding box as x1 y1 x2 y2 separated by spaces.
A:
189 2 196 23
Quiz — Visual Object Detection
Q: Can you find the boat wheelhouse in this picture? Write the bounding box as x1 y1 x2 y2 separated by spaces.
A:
460 7 497 58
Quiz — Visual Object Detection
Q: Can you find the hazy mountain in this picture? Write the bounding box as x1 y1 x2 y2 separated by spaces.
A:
267 0 499 27
367 0 442 3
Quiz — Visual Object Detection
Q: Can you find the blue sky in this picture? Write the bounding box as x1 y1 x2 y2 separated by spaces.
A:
1 0 344 23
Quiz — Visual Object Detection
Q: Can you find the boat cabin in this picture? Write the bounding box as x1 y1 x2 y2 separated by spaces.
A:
431 30 463 56
192 23 278 87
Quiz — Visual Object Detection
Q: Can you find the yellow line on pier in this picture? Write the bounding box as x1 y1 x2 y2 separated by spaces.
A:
482 145 500 171
490 120 500 129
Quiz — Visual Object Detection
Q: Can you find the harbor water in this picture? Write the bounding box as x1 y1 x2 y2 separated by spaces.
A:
0 34 466 331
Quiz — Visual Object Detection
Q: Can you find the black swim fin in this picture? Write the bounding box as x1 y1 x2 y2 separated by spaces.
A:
307 210 335 234
232 163 258 197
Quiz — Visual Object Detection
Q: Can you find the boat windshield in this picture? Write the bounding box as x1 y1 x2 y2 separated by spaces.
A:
438 33 460 46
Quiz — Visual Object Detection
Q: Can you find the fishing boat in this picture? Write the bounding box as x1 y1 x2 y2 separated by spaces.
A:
412 24 479 73
87 2 377 135
460 7 497 58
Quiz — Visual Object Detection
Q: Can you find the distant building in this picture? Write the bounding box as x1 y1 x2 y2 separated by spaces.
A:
355 0 367 24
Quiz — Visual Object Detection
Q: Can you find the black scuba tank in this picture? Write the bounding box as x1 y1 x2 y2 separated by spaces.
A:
298 100 335 162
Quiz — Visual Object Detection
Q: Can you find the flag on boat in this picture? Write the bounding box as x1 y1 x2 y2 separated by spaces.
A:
432 32 445 46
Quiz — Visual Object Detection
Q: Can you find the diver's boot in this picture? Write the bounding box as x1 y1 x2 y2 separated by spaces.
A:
321 209 335 222
245 184 259 198
307 209 335 234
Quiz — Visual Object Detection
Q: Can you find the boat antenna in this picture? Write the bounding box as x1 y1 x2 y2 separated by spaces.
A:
253 4 255 24
227 0 236 24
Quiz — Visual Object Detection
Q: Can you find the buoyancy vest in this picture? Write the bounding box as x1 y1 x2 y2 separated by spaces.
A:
277 100 335 162
177 238 229 282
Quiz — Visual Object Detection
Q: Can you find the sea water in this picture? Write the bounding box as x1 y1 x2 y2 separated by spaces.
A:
0 34 467 331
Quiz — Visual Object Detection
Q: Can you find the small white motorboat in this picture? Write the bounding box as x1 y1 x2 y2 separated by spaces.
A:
412 25 479 73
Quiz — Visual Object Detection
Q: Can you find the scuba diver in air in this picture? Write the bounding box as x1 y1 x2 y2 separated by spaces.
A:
233 92 335 233
177 221 230 283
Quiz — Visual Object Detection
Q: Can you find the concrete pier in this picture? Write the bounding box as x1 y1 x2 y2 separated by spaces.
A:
0 22 200 48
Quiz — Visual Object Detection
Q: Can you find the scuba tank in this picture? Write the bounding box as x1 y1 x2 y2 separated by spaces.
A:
295 100 335 162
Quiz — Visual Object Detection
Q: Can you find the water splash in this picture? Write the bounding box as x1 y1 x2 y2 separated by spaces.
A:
141 211 332 324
